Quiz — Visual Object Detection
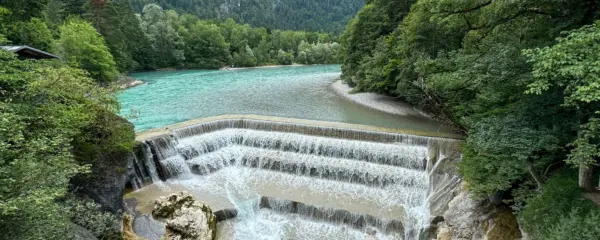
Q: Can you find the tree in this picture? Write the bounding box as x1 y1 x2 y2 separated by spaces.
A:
276 49 293 65
0 4 53 51
0 49 124 239
183 21 230 69
0 0 48 21
338 0 599 200
525 21 600 191
460 113 560 195
234 45 257 67
140 4 185 68
53 17 118 83
4 17 53 51
86 0 154 71
296 50 308 64
127 0 364 33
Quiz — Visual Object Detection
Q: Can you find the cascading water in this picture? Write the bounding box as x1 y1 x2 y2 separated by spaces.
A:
129 118 461 240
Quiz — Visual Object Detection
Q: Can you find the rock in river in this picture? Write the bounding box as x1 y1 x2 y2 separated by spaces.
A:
152 192 217 240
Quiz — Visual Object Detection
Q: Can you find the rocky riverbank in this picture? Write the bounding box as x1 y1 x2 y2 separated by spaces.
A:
118 75 145 89
433 184 522 240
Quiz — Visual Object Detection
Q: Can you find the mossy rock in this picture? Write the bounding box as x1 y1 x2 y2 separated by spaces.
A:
484 211 521 240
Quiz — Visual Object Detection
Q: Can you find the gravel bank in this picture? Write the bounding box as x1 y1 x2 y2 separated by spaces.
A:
331 80 428 117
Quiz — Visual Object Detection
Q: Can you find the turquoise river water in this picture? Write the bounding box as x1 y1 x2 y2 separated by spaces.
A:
118 65 450 132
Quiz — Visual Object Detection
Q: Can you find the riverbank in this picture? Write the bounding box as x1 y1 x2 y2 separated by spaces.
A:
118 75 145 89
331 80 429 117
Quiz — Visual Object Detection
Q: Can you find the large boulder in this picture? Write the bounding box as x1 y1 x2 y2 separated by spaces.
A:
152 192 217 240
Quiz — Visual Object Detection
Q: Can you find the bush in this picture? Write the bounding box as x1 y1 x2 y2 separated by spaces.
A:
547 209 600 240
67 198 120 239
519 170 598 239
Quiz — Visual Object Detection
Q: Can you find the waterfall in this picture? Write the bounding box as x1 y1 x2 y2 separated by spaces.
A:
143 142 161 183
130 142 163 187
134 118 461 239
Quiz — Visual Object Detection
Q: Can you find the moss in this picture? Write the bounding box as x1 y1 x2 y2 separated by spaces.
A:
485 211 521 240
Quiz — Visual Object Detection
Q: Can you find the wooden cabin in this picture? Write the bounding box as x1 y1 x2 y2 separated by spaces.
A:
0 45 60 60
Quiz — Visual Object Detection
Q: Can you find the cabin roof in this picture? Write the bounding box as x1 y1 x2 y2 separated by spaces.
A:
0 45 60 59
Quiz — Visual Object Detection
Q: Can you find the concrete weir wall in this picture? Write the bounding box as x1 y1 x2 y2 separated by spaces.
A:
136 114 464 141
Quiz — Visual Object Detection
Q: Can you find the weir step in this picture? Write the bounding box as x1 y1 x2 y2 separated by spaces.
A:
176 129 429 170
186 146 428 189
259 196 404 234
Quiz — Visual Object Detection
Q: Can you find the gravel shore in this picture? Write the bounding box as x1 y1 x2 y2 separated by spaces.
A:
330 80 428 117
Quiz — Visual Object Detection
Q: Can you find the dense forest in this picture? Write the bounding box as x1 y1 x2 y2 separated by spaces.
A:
1 0 341 81
128 0 364 33
340 0 600 239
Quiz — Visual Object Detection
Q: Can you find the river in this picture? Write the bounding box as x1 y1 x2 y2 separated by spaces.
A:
118 65 453 133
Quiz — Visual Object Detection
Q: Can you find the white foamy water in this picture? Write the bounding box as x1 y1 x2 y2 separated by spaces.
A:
128 120 461 240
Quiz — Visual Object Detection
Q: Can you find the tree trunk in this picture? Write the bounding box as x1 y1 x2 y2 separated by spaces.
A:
528 161 545 191
579 164 596 192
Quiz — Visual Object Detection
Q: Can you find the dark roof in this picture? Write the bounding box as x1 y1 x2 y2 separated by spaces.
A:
1 45 60 59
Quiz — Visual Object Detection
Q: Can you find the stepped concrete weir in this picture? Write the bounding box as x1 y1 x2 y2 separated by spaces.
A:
125 115 462 240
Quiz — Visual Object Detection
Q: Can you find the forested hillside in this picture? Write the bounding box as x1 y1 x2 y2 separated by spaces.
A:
128 0 364 33
1 0 341 78
340 0 600 239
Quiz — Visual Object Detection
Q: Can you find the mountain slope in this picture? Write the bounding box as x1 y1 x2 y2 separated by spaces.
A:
128 0 364 33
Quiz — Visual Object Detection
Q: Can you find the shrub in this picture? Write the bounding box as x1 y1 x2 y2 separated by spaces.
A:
519 170 598 239
547 208 600 240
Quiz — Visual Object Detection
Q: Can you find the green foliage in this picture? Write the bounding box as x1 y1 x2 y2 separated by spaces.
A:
4 17 54 51
140 4 185 68
459 113 560 196
135 6 341 69
297 40 341 64
13 0 342 71
276 49 294 65
340 0 415 88
519 171 599 240
525 21 600 169
340 0 600 197
85 0 155 71
67 198 120 238
128 0 364 33
183 21 230 69
0 50 129 239
53 17 118 83
0 0 48 21
546 209 600 240
0 5 54 51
